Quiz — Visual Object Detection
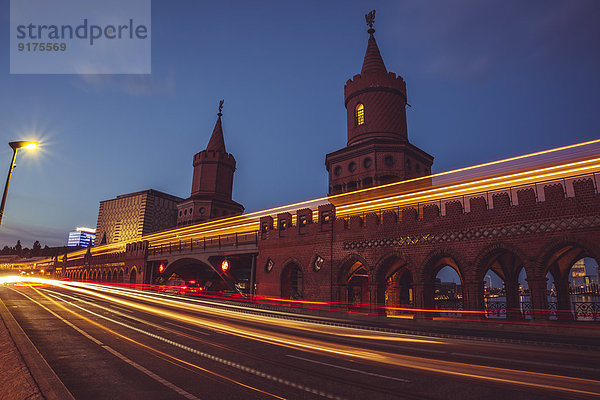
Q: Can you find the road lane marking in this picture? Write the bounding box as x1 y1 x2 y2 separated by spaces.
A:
286 354 411 383
101 345 200 400
38 286 600 398
165 321 211 336
10 288 202 400
39 288 346 400
450 352 600 373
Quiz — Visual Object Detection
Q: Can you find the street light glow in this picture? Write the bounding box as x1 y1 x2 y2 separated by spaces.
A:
0 139 40 227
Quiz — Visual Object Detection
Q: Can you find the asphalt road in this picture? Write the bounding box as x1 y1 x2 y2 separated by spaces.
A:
1 282 600 400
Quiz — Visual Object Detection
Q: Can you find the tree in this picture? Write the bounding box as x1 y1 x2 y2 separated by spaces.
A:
15 240 22 256
32 241 41 256
1 246 9 255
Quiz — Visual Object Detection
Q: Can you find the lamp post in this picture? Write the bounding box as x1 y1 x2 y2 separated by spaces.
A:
0 141 38 227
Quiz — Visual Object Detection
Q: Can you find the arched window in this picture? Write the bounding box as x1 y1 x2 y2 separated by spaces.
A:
355 103 365 126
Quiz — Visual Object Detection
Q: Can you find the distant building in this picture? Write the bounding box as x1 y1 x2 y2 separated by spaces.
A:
67 227 96 247
571 259 587 287
95 189 183 245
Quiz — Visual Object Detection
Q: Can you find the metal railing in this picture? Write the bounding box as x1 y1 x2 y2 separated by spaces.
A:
485 300 600 321
148 231 259 256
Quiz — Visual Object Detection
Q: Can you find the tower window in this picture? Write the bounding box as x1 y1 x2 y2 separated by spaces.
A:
355 103 365 126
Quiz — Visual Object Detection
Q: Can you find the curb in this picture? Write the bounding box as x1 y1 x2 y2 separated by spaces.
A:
0 296 76 400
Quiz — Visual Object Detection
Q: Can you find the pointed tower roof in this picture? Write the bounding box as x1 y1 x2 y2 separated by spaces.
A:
361 10 387 75
206 100 226 152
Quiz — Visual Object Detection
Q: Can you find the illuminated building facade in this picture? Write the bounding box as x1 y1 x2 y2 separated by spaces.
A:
67 227 96 247
95 189 182 245
176 103 244 226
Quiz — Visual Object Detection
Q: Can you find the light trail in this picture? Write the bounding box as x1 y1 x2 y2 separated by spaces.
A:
28 138 600 264
8 279 600 398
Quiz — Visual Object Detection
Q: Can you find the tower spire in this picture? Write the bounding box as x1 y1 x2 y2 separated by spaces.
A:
361 10 387 75
206 99 226 152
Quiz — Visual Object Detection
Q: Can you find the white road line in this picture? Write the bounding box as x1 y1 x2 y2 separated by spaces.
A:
41 288 346 400
102 345 200 400
287 354 411 383
165 321 211 336
11 288 202 400
450 352 600 373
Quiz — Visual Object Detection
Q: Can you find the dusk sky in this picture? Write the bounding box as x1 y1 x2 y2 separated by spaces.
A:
0 0 599 248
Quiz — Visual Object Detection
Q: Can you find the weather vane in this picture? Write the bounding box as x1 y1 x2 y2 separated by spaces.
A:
365 10 376 30
218 99 224 117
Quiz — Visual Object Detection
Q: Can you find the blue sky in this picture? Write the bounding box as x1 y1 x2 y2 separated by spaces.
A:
0 0 599 248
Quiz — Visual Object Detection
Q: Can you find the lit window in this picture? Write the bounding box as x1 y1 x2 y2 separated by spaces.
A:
355 103 365 126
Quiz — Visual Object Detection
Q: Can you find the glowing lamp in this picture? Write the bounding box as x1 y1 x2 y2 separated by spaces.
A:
0 140 39 227
158 264 165 273
221 260 230 272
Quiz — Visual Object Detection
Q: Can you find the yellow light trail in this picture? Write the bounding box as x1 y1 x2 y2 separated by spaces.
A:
32 139 600 263
9 278 600 398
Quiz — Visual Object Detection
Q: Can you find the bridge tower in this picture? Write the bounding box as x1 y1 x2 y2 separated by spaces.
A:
177 101 244 225
326 11 434 195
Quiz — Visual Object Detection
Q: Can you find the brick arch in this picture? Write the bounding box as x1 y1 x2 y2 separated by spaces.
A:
336 253 371 284
472 242 531 319
374 250 415 282
418 247 467 284
534 235 600 320
472 242 530 283
129 266 138 284
374 250 415 310
280 258 305 300
336 253 371 305
536 235 600 277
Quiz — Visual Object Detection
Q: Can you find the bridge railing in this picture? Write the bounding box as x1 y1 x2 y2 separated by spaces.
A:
148 231 259 256
336 171 599 222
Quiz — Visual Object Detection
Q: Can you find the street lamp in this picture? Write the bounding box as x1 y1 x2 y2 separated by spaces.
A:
0 141 38 227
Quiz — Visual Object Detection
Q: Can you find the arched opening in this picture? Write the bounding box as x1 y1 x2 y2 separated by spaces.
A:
542 241 600 321
337 256 371 310
129 268 137 284
476 248 526 319
118 269 124 283
106 270 112 283
158 256 252 295
569 257 599 320
434 266 463 317
376 254 413 317
101 271 106 282
280 262 303 300
483 269 504 318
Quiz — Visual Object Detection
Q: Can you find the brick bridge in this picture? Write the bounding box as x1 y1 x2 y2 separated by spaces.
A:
256 174 600 320
55 172 600 321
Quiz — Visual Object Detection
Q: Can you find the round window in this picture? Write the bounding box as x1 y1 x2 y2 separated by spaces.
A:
334 165 342 176
348 162 357 172
199 207 206 214
384 155 395 167
363 158 372 169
